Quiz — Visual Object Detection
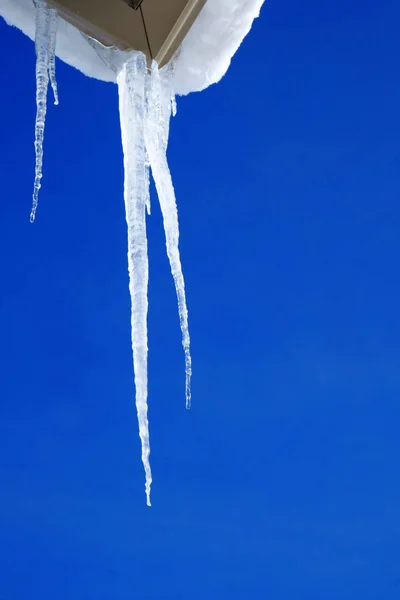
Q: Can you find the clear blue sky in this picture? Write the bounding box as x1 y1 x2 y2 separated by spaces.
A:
1 0 400 597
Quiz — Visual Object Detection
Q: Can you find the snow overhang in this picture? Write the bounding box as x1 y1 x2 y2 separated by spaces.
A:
0 0 265 94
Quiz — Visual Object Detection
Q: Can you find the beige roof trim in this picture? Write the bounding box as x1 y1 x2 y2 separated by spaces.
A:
49 0 207 67
152 0 205 66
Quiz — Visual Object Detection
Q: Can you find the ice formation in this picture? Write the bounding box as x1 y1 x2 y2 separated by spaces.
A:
27 1 195 504
48 7 59 105
118 53 152 505
117 54 193 503
0 0 265 503
30 0 58 223
145 61 192 409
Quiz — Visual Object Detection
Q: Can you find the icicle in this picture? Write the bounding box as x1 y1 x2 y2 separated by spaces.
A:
167 53 178 117
30 0 59 223
117 53 152 506
145 62 192 409
171 93 177 118
145 152 151 215
30 1 50 223
48 8 59 105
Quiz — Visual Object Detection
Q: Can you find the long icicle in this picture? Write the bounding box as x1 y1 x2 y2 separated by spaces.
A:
31 0 58 223
48 7 59 105
117 53 152 506
31 0 50 223
145 62 193 409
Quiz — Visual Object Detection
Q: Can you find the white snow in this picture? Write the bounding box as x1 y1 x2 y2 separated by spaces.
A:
173 0 265 95
30 0 58 223
0 0 265 95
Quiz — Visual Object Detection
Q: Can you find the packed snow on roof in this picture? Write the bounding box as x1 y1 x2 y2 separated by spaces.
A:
0 0 265 505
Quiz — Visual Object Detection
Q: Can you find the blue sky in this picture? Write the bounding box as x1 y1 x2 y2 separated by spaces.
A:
1 0 400 597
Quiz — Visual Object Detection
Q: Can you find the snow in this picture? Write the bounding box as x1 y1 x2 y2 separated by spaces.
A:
118 52 152 506
0 0 265 95
173 0 265 95
30 0 58 223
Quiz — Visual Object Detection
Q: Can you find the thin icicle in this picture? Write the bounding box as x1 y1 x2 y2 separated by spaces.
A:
145 152 151 215
167 52 178 117
30 0 58 223
117 53 152 506
30 0 50 223
171 93 177 118
48 8 59 105
145 62 192 409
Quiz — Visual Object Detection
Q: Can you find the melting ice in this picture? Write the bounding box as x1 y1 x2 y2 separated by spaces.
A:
117 54 192 505
31 0 58 223
32 2 192 505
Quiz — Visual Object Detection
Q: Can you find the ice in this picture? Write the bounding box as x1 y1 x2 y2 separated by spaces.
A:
171 93 177 118
145 62 192 409
48 7 58 105
117 52 152 506
144 152 151 216
116 54 192 503
30 0 58 223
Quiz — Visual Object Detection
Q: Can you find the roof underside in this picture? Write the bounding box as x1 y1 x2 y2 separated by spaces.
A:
48 0 207 67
